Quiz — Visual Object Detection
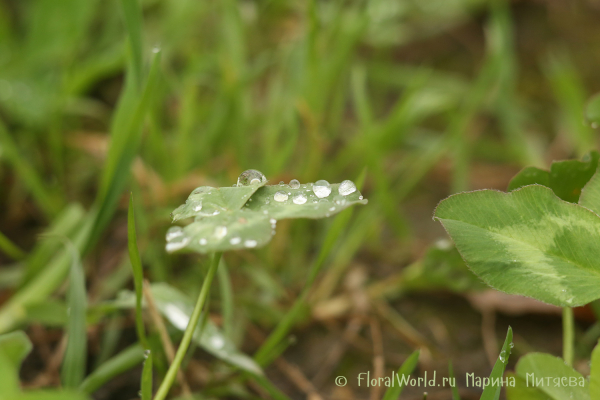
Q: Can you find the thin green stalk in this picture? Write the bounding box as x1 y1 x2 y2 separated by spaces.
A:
154 252 222 400
80 343 145 394
0 231 25 260
563 307 574 366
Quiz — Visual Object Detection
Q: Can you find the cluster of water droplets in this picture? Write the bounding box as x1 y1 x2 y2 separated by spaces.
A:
498 342 515 364
168 170 364 253
271 178 358 205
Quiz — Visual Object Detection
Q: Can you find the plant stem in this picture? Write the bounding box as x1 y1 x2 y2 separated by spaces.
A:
154 252 222 400
562 306 574 366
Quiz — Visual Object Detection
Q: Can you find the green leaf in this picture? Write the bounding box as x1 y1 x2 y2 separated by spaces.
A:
480 327 513 400
508 152 599 203
586 92 600 126
0 331 33 367
115 283 263 375
0 330 32 394
168 209 273 254
171 183 267 222
579 166 600 215
507 167 549 192
434 185 600 306
507 353 589 400
505 373 552 400
61 243 88 389
381 350 420 400
128 194 147 348
141 350 153 400
167 180 367 254
591 340 600 400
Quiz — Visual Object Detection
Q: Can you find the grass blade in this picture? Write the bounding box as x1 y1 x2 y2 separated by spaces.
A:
0 121 62 217
0 7 159 335
480 326 513 400
22 203 85 285
381 350 420 400
80 343 145 394
87 48 161 252
120 0 144 89
61 241 88 388
217 258 234 338
0 231 25 260
128 194 147 349
448 361 461 400
0 218 93 334
141 350 153 400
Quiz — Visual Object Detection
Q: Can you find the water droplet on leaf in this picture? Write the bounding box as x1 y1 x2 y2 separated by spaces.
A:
230 236 241 245
313 180 331 198
499 350 506 363
293 193 307 204
214 226 227 239
338 180 357 196
289 179 300 189
166 226 183 241
333 195 346 205
274 191 288 202
237 169 267 186
245 239 257 248
166 235 190 252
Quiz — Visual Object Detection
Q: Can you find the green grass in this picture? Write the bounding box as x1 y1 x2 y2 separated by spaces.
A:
0 0 599 398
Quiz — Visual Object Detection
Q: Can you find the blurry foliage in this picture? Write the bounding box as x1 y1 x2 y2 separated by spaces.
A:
0 0 600 398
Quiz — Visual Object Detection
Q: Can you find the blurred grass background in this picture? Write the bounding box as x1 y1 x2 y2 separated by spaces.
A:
1 0 600 399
